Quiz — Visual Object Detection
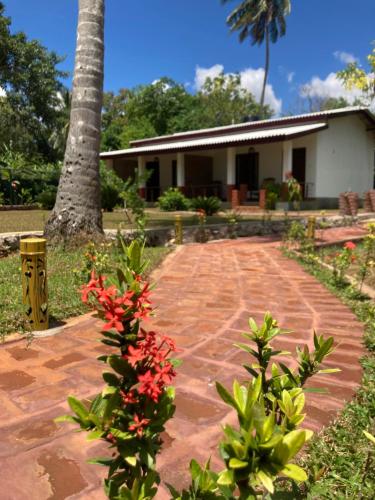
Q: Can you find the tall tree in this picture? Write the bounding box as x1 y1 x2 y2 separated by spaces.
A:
222 0 291 114
0 2 67 161
45 0 105 240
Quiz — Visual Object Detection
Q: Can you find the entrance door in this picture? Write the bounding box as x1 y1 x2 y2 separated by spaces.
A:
146 161 160 202
236 153 259 198
292 148 306 196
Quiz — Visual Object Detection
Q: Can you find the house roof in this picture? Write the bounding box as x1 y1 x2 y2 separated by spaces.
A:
100 106 375 159
100 122 328 159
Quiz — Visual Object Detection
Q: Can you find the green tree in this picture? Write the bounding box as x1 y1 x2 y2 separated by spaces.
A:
222 0 291 114
0 2 67 161
45 0 105 240
338 43 375 106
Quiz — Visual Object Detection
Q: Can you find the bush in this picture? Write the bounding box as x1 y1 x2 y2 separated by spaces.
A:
157 187 190 211
190 195 221 216
100 163 124 211
36 186 57 209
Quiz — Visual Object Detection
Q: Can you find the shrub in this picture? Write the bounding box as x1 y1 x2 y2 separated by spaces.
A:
266 191 278 210
100 163 124 211
157 188 190 211
36 186 57 209
190 196 221 216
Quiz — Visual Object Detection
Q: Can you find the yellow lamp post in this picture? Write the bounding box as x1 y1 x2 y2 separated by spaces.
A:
20 237 48 331
306 216 316 241
175 215 183 245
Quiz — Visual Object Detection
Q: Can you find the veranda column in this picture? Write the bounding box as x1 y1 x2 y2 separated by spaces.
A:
226 147 236 201
282 140 293 181
177 152 185 193
138 156 146 199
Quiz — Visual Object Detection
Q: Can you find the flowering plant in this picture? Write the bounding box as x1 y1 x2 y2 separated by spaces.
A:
330 241 356 284
171 313 338 499
57 239 178 499
357 224 375 292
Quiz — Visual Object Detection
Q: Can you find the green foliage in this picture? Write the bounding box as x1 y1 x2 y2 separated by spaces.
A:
173 312 337 498
119 168 151 242
357 223 375 292
101 75 271 151
0 2 68 161
283 220 306 249
56 240 177 499
0 146 60 205
157 188 190 212
36 187 57 210
190 196 222 216
285 243 375 498
100 163 124 212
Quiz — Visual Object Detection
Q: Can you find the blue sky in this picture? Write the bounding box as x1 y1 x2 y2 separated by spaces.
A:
4 0 375 115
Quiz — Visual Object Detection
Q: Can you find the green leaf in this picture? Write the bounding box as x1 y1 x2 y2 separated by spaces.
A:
87 457 114 466
67 396 89 421
317 368 341 374
363 430 375 444
125 456 137 467
86 430 104 441
229 458 248 469
54 415 78 424
216 382 239 411
281 463 308 482
108 355 131 376
256 470 274 494
217 469 234 486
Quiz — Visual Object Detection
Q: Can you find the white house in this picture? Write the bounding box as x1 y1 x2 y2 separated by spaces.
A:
101 106 375 208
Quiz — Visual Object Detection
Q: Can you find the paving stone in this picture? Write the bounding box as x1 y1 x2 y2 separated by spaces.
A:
0 229 367 498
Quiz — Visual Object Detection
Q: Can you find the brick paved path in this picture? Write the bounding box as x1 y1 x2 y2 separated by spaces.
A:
0 236 365 499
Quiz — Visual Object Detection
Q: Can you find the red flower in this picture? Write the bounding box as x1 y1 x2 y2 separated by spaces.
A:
154 362 175 385
124 345 146 367
138 370 162 402
128 414 150 436
344 241 356 250
120 390 138 405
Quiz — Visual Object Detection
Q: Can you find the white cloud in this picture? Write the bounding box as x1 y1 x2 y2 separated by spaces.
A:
333 51 358 65
287 71 295 83
300 72 363 103
194 64 282 115
194 64 224 90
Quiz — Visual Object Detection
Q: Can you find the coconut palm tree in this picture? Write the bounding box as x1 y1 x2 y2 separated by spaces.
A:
222 0 291 114
45 0 105 240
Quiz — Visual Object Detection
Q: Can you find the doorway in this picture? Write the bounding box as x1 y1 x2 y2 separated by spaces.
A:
146 160 160 202
292 148 306 195
236 153 259 199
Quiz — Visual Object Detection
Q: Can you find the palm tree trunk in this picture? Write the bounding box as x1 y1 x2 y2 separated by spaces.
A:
45 0 104 241
259 25 270 115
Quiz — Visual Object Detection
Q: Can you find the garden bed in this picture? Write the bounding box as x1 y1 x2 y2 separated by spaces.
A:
0 244 168 339
282 248 375 498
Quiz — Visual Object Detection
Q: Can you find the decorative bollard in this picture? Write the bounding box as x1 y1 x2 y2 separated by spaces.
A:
20 237 48 331
174 215 183 245
306 216 316 241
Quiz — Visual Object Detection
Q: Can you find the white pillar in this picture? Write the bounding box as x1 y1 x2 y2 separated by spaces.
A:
177 152 185 187
137 156 146 188
226 147 236 185
282 140 293 181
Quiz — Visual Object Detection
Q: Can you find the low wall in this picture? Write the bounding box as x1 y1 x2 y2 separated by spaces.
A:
0 214 370 255
0 205 40 211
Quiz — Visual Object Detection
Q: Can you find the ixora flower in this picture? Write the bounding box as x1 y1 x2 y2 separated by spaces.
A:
344 241 356 250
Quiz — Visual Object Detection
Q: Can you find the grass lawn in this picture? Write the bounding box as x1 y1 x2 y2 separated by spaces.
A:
281 250 375 498
0 244 169 338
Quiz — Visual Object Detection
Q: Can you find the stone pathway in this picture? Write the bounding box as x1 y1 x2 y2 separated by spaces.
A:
0 234 366 499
